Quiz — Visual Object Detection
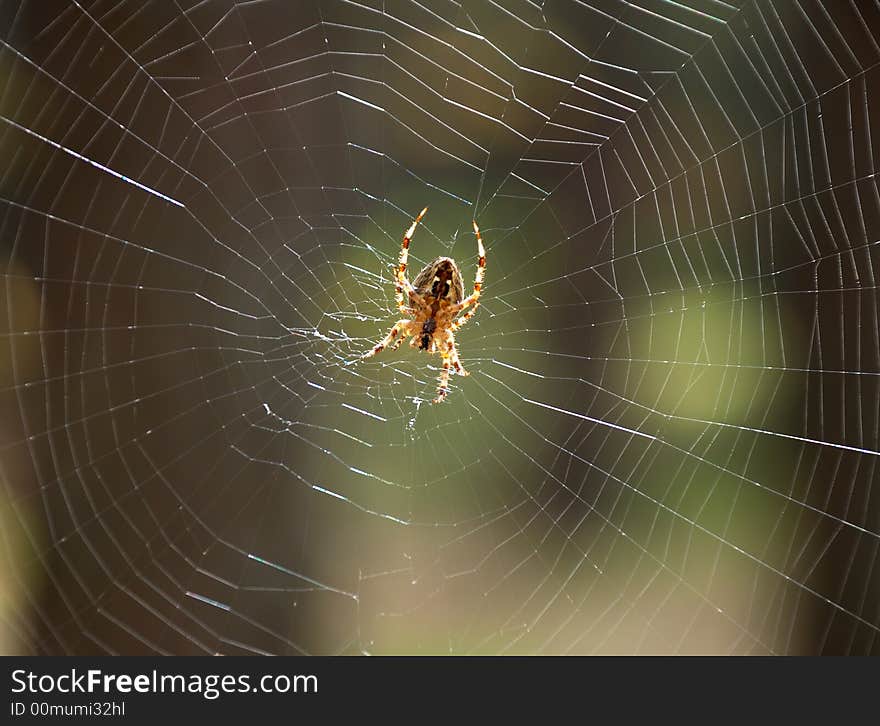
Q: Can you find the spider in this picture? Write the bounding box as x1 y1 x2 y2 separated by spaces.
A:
361 207 486 403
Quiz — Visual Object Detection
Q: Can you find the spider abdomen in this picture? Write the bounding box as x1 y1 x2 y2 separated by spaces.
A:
412 257 464 304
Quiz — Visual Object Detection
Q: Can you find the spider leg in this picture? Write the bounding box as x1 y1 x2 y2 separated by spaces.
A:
449 220 486 329
432 354 452 404
389 334 407 352
450 304 479 332
362 319 412 359
446 332 469 376
395 207 428 315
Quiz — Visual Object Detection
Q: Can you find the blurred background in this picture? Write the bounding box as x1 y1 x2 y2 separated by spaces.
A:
1 0 878 654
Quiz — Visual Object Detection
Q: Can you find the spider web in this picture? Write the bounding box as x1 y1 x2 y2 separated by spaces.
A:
1 0 878 655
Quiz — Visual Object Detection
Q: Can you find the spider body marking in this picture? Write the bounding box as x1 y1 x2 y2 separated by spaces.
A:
361 207 486 403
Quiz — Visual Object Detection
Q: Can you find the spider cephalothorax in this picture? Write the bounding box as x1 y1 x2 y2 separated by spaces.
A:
361 207 486 403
